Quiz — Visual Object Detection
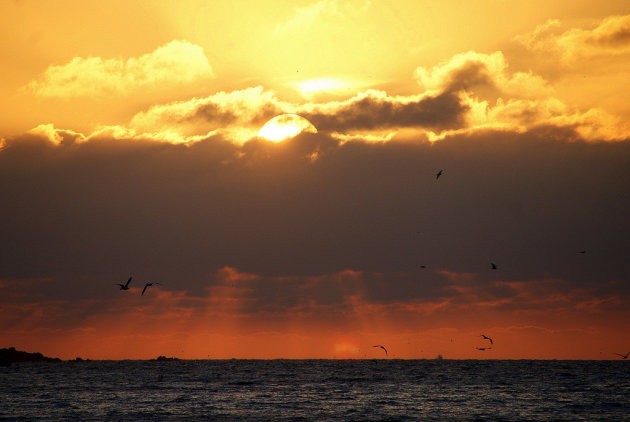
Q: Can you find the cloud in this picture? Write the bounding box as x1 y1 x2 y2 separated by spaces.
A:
2 262 628 359
126 87 468 142
128 87 287 141
517 14 630 63
12 47 630 150
412 50 630 141
514 19 563 55
275 0 340 34
2 125 629 284
291 77 361 100
414 51 552 99
1 124 630 358
297 90 467 132
28 40 215 98
27 124 87 146
440 272 624 314
274 0 370 35
588 14 630 48
67 46 624 145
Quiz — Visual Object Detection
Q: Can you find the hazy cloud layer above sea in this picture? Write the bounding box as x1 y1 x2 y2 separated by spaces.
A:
1 126 629 330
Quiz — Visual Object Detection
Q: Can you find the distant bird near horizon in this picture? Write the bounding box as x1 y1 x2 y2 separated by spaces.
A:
372 345 388 357
614 351 629 359
436 169 444 179
115 277 132 290
480 334 493 344
578 250 587 254
141 282 161 296
491 262 497 270
476 346 492 351
419 265 426 268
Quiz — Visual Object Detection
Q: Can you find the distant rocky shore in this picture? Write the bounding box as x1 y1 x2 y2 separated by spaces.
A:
153 355 179 361
0 347 62 366
0 348 181 365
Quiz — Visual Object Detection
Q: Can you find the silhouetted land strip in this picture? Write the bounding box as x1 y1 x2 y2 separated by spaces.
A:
153 355 179 361
0 347 62 365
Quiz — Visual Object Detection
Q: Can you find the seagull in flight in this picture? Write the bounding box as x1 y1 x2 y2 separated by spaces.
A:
614 351 629 359
491 262 497 270
436 169 444 180
141 282 161 296
372 345 388 357
476 346 492 351
115 277 132 290
480 334 493 345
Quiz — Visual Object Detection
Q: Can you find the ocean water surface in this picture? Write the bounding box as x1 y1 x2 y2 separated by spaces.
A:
1 359 628 420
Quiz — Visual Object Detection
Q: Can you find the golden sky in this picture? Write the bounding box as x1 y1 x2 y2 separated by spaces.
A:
1 0 630 360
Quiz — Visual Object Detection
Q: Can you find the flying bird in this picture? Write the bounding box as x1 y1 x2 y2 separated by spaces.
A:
141 282 161 296
614 352 629 359
491 262 497 270
578 250 587 254
476 347 492 351
419 265 426 269
115 277 132 290
372 345 388 357
480 334 493 345
436 169 444 179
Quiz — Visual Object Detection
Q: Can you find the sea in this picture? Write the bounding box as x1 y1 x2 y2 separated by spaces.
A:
1 359 628 421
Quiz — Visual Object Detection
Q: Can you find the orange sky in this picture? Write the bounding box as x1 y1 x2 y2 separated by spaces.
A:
1 0 630 360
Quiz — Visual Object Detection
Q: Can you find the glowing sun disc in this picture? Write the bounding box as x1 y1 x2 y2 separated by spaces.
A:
258 114 317 142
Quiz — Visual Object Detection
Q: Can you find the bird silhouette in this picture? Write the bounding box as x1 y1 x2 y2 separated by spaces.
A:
476 346 492 351
491 262 497 270
419 265 426 269
480 334 493 344
614 351 629 359
372 345 388 357
141 282 161 296
578 250 587 254
436 170 444 179
115 277 132 290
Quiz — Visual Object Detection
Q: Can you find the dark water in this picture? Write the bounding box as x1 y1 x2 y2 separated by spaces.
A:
1 360 628 421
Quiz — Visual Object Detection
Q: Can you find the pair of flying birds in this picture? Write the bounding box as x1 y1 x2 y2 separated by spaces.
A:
473 335 629 358
115 277 160 296
372 336 494 357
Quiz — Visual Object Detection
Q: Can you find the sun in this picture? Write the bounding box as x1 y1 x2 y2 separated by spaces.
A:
258 114 317 142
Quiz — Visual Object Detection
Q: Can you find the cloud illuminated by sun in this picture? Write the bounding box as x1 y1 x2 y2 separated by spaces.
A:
28 40 214 98
257 114 317 142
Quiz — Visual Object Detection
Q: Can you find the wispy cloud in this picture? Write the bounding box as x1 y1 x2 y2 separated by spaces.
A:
516 14 630 63
274 0 342 35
